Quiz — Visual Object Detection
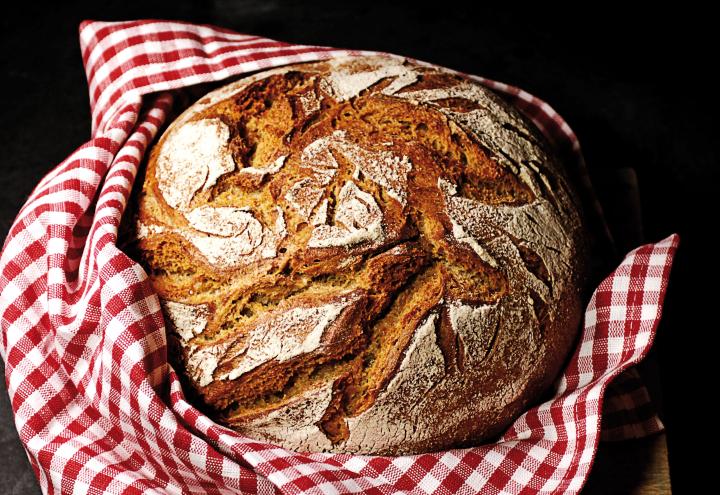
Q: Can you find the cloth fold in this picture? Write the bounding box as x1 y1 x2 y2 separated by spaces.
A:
0 20 678 495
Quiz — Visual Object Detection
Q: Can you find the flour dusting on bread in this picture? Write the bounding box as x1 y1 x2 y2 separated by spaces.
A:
132 55 587 455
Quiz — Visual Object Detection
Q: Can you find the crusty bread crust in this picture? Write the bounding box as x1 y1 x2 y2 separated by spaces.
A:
129 55 588 455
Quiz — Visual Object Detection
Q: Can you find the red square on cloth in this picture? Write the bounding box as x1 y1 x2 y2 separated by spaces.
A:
0 20 678 494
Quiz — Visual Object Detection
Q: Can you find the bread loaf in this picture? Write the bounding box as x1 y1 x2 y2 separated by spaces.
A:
129 55 588 455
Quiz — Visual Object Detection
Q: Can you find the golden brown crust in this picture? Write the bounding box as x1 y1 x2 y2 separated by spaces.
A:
127 55 588 455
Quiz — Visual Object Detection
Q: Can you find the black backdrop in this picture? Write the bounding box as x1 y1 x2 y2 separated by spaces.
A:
1 2 715 492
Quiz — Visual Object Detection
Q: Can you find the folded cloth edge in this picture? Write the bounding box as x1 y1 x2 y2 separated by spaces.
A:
0 19 680 495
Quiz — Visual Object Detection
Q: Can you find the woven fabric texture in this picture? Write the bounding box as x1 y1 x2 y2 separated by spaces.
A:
0 20 678 494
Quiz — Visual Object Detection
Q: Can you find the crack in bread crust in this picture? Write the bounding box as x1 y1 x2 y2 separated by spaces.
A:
126 55 588 455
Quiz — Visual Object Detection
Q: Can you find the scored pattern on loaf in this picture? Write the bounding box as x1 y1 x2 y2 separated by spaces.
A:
156 118 236 210
132 55 585 454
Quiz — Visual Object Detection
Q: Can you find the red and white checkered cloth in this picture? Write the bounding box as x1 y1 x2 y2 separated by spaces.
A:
0 20 679 494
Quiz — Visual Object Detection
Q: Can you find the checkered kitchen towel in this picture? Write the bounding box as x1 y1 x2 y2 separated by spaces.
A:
0 20 679 494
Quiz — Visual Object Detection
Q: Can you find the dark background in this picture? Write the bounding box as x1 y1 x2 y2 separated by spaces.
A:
1 2 715 493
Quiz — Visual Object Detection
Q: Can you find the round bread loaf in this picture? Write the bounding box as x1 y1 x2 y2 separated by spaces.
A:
130 55 588 455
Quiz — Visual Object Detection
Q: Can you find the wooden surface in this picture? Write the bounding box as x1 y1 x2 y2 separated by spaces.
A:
584 433 671 494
